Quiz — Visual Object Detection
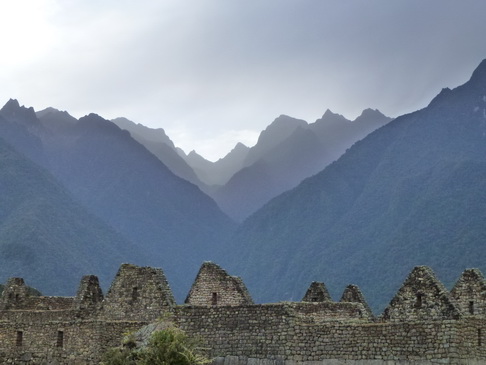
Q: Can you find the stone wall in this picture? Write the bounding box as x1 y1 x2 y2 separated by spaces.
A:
0 319 145 364
177 312 484 363
382 266 461 322
185 262 253 306
450 269 486 316
0 263 483 364
302 282 332 302
101 263 175 321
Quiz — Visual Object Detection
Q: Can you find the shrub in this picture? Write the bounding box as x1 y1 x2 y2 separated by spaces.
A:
101 327 210 365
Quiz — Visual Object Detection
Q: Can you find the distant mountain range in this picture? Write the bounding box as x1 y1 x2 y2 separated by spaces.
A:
113 108 391 221
0 132 143 294
0 102 235 299
211 109 391 221
219 59 486 312
1 59 484 313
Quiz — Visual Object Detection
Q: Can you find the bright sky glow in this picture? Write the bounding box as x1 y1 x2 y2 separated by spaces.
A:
1 0 486 161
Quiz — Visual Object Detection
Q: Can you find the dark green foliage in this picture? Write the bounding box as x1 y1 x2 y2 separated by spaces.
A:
224 59 486 313
0 104 235 300
0 136 144 295
101 328 210 365
39 113 235 299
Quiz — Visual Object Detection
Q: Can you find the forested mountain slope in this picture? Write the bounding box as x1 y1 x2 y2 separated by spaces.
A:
0 105 235 300
0 135 144 295
222 59 486 312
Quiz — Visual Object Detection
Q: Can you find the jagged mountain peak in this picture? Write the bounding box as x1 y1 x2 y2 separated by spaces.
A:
2 98 21 109
266 114 307 129
0 99 38 124
225 59 486 312
322 109 348 119
234 141 249 150
255 115 307 147
355 108 388 121
111 117 175 148
427 87 453 107
468 58 486 85
36 107 77 123
77 113 125 134
188 149 204 158
314 110 350 126
222 142 249 159
36 106 60 114
186 149 211 165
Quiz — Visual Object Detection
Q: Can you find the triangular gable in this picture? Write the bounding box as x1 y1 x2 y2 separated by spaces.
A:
382 266 461 321
75 275 104 311
102 264 175 321
340 284 373 318
0 278 29 310
185 262 253 306
302 281 332 302
450 268 486 316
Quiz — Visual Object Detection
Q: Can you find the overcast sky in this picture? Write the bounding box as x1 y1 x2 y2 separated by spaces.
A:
1 1 486 161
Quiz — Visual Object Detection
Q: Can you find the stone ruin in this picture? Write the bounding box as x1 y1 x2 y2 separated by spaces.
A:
0 262 484 364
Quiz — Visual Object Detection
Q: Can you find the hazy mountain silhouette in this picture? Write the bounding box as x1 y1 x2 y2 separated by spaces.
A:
107 110 389 222
111 117 202 187
37 107 77 132
212 111 391 221
183 142 250 187
242 115 308 167
222 59 486 311
0 104 236 300
0 133 144 295
0 99 47 167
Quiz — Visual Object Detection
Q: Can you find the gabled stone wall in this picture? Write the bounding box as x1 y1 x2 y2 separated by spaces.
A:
0 264 484 364
101 263 175 321
340 284 374 319
302 281 332 302
450 268 486 316
185 262 253 306
382 266 461 321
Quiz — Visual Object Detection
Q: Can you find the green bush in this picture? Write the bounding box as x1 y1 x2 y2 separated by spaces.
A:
101 327 210 365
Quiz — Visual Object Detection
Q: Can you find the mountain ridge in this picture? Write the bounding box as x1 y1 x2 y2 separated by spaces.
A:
220 59 486 311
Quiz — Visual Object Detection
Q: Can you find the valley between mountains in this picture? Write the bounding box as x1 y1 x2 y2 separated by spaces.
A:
1 60 485 312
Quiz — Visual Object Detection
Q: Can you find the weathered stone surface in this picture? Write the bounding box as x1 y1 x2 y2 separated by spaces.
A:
450 268 486 316
302 282 332 303
0 264 484 364
340 284 373 319
102 263 175 321
185 262 253 306
75 275 103 313
382 266 461 322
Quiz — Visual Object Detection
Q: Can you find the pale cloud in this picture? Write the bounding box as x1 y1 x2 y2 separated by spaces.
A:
1 0 486 159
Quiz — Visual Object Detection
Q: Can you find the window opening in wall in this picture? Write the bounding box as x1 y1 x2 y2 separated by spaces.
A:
469 301 475 315
311 297 318 302
211 292 218 305
57 331 64 348
415 293 423 308
479 329 482 347
131 287 139 302
15 294 19 302
16 331 23 347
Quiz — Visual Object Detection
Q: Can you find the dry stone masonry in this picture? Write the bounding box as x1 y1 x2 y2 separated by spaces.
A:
0 262 484 364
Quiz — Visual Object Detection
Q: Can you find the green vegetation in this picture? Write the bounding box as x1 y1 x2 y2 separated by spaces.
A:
0 136 143 295
226 62 486 313
101 327 210 365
